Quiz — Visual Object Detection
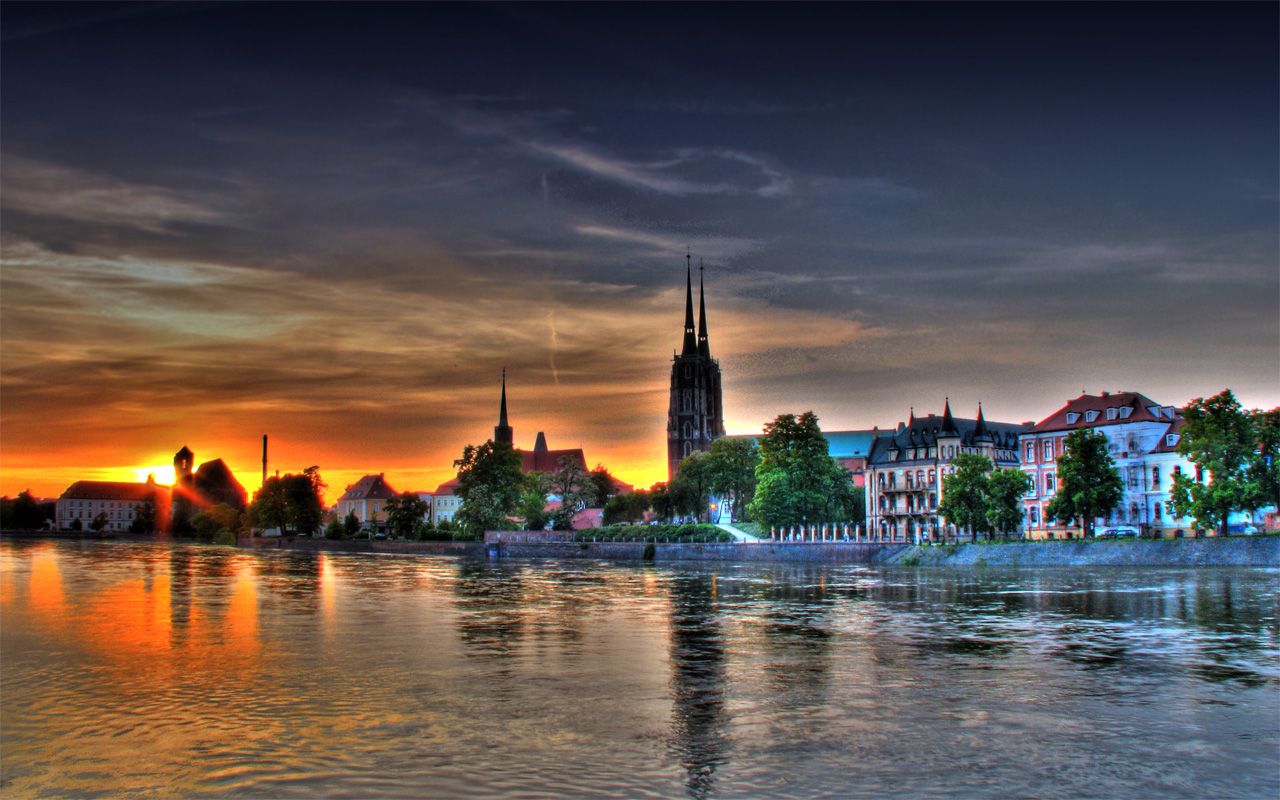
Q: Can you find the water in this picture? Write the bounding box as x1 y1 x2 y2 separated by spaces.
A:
2 540 1276 799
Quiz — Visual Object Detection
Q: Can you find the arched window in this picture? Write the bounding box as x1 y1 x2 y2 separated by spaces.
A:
684 421 694 439
928 469 936 485
682 442 693 458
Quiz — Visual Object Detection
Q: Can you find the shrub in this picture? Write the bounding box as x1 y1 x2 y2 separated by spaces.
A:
213 529 237 546
324 519 345 540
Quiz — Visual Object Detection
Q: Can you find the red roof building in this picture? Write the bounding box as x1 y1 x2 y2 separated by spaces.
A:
336 473 400 525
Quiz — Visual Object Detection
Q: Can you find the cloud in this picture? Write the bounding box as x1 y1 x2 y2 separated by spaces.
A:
0 155 234 233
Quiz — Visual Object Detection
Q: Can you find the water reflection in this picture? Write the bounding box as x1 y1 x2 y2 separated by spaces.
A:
667 574 730 799
1 542 1275 800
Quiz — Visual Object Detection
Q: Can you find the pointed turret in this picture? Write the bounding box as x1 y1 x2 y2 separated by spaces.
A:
973 402 992 442
941 398 958 435
493 369 513 446
681 252 698 355
697 259 711 359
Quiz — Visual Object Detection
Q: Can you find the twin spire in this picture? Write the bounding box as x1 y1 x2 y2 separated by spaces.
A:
681 251 712 358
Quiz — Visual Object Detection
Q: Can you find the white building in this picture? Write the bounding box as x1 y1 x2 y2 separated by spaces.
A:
56 480 168 532
1020 392 1200 538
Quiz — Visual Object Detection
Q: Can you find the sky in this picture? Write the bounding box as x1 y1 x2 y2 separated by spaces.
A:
2 2 1277 503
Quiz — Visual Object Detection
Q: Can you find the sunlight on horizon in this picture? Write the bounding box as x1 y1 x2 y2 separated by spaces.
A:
132 465 176 485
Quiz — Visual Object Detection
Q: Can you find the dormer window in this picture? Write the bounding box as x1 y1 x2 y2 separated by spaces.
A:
1065 412 1080 424
1106 408 1118 420
1166 433 1179 447
1148 406 1161 417
1119 407 1132 419
1085 410 1099 422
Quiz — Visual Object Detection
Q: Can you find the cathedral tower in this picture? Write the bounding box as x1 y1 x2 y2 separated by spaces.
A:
667 255 726 479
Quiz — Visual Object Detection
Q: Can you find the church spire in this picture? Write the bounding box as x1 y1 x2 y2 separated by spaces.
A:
697 259 711 359
494 369 513 446
681 251 698 355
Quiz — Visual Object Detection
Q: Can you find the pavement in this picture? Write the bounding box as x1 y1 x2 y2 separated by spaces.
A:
715 523 764 543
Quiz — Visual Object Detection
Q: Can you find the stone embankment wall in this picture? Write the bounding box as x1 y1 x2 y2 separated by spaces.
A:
888 536 1279 567
238 534 1279 567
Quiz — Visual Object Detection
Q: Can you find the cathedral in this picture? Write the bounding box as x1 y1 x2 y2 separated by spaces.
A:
667 256 726 479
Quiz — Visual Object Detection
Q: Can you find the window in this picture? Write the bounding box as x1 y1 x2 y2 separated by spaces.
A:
1120 407 1132 419
1106 408 1118 420
1195 465 1203 482
1043 440 1054 460
1029 506 1040 526
1028 474 1038 496
1065 412 1080 424
1085 410 1099 422
1166 434 1179 447
1026 443 1035 462
1045 473 1055 493
682 442 693 458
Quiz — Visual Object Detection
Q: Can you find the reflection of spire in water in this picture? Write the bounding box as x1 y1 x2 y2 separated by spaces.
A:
452 561 527 661
667 574 730 800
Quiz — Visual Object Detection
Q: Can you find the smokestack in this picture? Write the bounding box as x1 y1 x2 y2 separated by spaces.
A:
262 435 268 485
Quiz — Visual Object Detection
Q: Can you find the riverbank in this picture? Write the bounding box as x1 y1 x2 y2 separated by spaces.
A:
889 535 1279 567
238 534 1279 567
6 530 1275 567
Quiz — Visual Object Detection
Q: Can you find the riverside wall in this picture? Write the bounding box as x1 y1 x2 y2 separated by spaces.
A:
234 534 1279 567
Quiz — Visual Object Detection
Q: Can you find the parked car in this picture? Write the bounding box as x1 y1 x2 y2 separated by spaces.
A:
1095 527 1138 539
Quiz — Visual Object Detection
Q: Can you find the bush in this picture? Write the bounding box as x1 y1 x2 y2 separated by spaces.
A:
324 519 345 540
451 530 482 542
573 524 731 544
213 529 237 546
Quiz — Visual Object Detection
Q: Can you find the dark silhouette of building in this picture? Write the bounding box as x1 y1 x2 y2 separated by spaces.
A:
494 369 514 446
172 446 248 518
668 255 725 479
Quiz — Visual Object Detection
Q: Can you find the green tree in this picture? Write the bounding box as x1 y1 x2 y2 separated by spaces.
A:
191 503 244 541
649 483 677 522
69 517 83 532
454 440 524 535
129 497 158 534
517 471 551 531
343 511 362 538
548 457 599 531
603 490 651 525
1171 390 1273 535
938 454 994 542
669 451 713 520
89 511 110 532
324 518 345 539
986 467 1033 540
588 465 618 506
1046 428 1123 538
748 412 852 529
1252 407 1280 509
251 470 325 535
706 436 760 521
2 491 48 530
385 492 429 539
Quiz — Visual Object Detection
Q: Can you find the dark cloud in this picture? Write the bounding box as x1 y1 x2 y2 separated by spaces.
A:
2 2 1276 497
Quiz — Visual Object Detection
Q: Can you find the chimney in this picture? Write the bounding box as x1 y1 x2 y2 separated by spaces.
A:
262 435 268 485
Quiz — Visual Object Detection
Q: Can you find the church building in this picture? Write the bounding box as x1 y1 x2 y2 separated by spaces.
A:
667 256 726 479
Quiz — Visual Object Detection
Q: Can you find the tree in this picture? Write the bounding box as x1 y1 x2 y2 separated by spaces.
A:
1171 390 1275 535
129 498 158 534
1046 428 1123 538
986 467 1033 540
251 470 325 535
706 436 760 522
603 490 651 525
548 456 599 531
191 503 244 541
517 472 551 531
938 454 993 542
89 511 110 532
2 491 48 530
454 440 524 535
588 465 618 506
669 451 713 520
324 518 345 539
385 492 429 539
343 511 361 538
748 412 853 529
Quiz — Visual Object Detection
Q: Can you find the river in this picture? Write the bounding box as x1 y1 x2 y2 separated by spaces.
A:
1 539 1276 798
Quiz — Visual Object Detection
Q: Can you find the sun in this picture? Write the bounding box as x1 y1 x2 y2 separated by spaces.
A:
132 465 176 485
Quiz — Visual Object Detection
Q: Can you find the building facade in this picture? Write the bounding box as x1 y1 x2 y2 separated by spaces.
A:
1019 392 1191 539
865 402 1028 543
667 257 725 479
335 473 400 526
56 479 169 532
